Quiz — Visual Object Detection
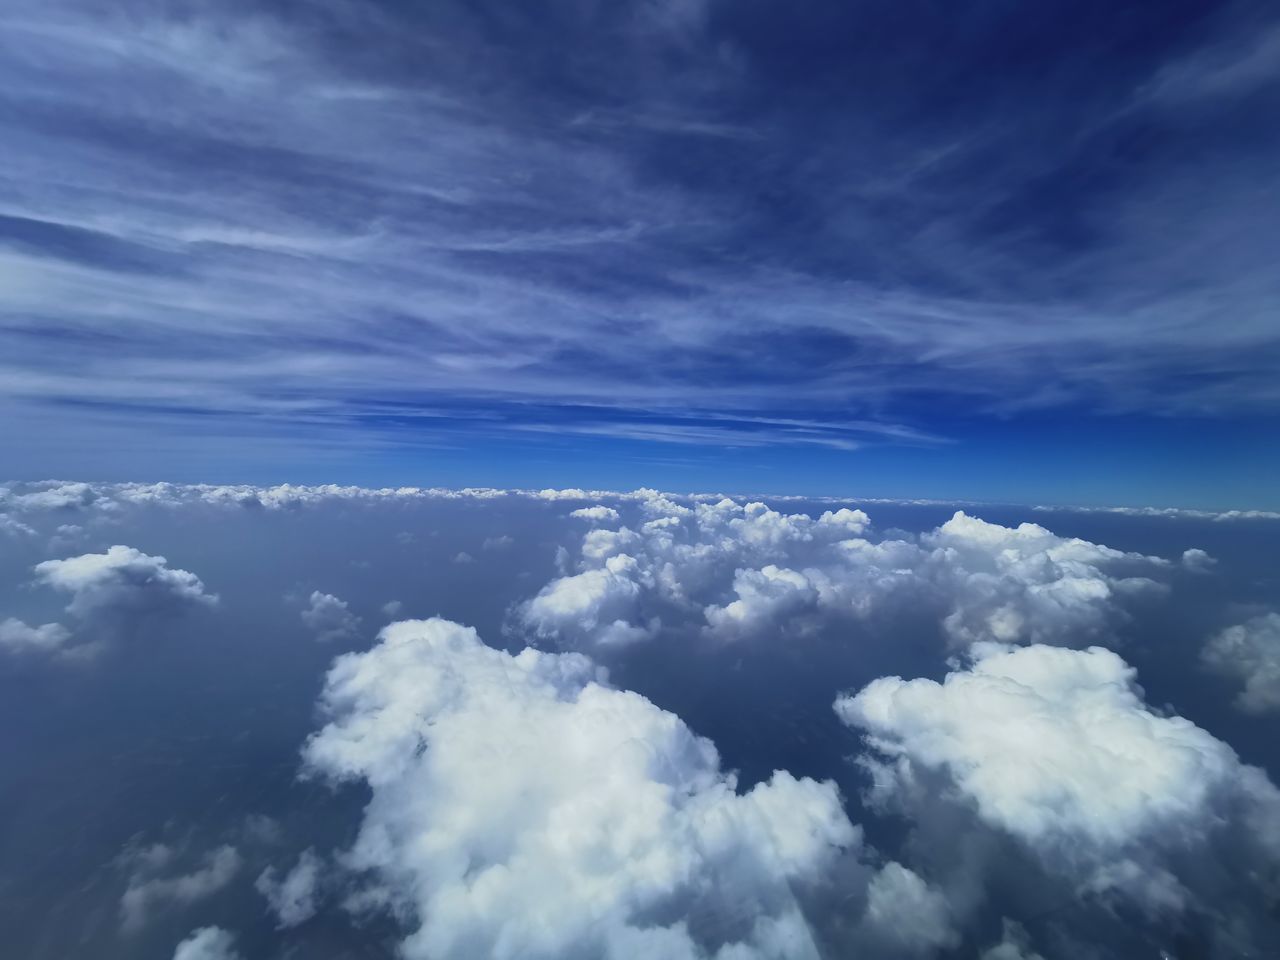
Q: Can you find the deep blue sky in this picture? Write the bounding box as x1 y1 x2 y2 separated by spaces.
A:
1 0 1277 508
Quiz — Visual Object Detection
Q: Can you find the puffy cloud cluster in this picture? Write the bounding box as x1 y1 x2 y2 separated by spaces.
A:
34 545 218 620
256 848 322 928
120 844 241 932
172 926 241 960
518 494 1174 650
302 617 861 960
1203 612 1280 714
300 591 361 644
570 505 622 522
921 512 1167 648
836 643 1280 936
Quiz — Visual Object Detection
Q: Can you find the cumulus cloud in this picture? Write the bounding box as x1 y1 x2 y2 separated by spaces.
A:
920 512 1168 648
172 926 241 960
1181 547 1217 572
517 493 1174 650
0 617 71 656
570 505 622 522
34 545 218 621
519 554 655 647
858 862 958 956
120 845 241 932
1 481 101 512
838 643 1265 849
836 642 1280 937
0 512 36 537
1203 612 1280 714
256 848 322 928
300 591 361 644
302 617 860 960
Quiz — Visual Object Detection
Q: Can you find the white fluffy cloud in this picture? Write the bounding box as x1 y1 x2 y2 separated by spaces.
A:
256 848 322 928
172 926 241 960
570 505 622 522
1203 612 1280 714
0 617 71 655
302 618 859 960
120 845 241 932
920 512 1167 648
836 643 1280 918
300 590 361 643
518 493 1174 650
34 545 217 620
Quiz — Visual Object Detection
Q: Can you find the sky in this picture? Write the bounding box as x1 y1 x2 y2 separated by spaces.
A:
1 0 1278 509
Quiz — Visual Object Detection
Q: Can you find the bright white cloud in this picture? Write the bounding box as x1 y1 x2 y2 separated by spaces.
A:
256 848 322 929
839 643 1245 847
302 617 858 960
1203 612 1280 714
836 642 1280 915
921 512 1167 648
172 926 241 960
519 493 1174 649
520 554 655 647
120 845 241 932
570 505 622 522
34 545 217 620
300 590 361 643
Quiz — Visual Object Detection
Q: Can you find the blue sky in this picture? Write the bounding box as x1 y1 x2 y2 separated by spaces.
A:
1 0 1278 508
